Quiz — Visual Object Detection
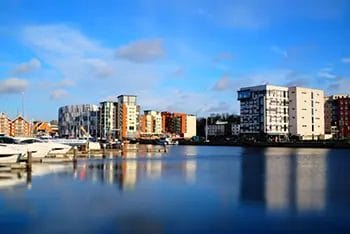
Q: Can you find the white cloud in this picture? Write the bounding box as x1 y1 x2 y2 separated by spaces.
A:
318 71 336 79
342 57 350 64
327 77 350 94
58 79 75 87
23 24 104 57
12 58 41 75
204 101 231 113
212 74 233 91
116 38 165 63
84 58 115 79
50 89 69 100
0 78 28 94
271 46 288 58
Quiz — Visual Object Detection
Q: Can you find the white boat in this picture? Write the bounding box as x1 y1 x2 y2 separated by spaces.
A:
0 144 23 163
14 137 52 159
40 136 100 150
16 137 72 158
39 136 86 147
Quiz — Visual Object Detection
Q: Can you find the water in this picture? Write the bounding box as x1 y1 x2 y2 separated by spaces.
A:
1 145 350 233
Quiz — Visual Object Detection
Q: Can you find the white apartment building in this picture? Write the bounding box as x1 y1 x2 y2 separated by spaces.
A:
99 101 118 139
117 95 138 140
238 85 289 138
289 87 324 140
184 114 197 138
142 110 162 135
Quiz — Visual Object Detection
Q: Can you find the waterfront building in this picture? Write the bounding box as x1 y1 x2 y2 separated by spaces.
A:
237 85 289 139
49 120 59 136
10 115 31 137
161 112 196 138
161 112 186 136
99 101 118 139
117 95 139 140
231 124 240 136
324 94 350 138
337 97 350 139
0 112 12 136
32 121 57 136
58 104 99 138
288 87 325 140
184 114 197 138
140 110 162 136
207 120 229 137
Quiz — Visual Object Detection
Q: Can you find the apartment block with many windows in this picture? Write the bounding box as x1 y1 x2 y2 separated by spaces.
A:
58 104 99 138
337 97 350 139
161 112 196 138
324 94 350 138
140 110 162 136
99 101 118 139
10 115 31 137
238 85 289 138
117 95 139 140
289 87 324 140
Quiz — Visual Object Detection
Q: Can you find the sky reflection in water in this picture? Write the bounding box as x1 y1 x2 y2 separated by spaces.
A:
0 145 350 233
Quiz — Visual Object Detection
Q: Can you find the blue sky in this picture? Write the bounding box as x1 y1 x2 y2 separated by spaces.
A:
0 0 350 120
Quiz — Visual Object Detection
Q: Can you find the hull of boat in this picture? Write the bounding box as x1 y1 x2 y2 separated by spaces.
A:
48 142 72 155
0 145 23 163
21 143 51 159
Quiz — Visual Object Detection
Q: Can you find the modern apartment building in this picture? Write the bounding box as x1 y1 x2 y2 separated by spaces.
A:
324 94 350 138
161 112 186 136
117 95 139 140
58 104 99 138
140 110 162 136
99 101 118 139
288 87 325 140
337 97 350 139
184 114 196 138
161 112 196 138
237 85 289 139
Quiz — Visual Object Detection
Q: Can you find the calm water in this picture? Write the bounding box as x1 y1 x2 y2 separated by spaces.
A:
1 145 350 233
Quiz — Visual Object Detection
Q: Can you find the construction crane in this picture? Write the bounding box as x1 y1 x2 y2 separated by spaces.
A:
80 126 90 138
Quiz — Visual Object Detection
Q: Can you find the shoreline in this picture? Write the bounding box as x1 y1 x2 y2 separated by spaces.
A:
177 141 350 149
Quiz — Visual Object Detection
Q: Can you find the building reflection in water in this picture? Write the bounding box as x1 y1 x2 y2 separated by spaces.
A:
241 147 328 214
184 160 197 184
121 159 138 190
183 146 198 156
240 148 266 204
265 148 294 212
75 144 169 191
295 148 327 212
146 160 162 179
